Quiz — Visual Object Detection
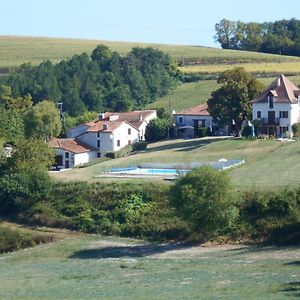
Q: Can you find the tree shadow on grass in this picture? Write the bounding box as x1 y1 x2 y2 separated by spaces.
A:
146 138 229 153
69 242 198 260
280 282 300 298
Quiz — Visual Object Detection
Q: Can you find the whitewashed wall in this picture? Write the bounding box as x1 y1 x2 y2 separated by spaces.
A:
73 151 98 166
174 115 213 128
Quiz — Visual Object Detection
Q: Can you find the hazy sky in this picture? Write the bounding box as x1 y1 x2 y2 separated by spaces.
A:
1 0 299 47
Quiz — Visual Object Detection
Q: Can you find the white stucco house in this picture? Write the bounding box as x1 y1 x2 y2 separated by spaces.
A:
251 74 300 137
49 110 157 169
48 138 98 169
173 103 227 138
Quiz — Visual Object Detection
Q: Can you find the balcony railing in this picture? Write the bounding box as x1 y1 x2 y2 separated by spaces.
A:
261 117 280 125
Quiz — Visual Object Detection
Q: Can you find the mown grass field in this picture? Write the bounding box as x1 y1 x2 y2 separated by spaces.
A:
51 138 300 189
0 227 299 300
179 62 300 75
1 35 300 69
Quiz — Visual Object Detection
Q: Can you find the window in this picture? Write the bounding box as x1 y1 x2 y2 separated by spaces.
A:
269 95 274 108
179 117 183 123
117 140 120 147
279 111 288 118
97 140 100 148
257 111 261 118
65 152 69 159
97 132 100 138
128 128 131 135
97 153 101 158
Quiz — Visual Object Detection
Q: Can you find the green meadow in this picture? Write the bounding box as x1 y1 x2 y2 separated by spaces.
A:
0 227 299 300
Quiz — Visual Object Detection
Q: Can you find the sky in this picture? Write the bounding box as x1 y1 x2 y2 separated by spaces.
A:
1 0 300 47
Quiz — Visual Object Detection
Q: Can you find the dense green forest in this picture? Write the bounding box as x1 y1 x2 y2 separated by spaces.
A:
1 45 178 116
215 18 300 56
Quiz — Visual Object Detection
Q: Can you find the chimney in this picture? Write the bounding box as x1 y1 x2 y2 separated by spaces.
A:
277 76 281 87
103 123 108 130
99 113 105 120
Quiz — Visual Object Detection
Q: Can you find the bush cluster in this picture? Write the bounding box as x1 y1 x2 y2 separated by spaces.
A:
105 144 133 159
0 226 54 253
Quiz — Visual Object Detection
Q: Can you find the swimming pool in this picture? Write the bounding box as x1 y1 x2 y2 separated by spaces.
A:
110 167 187 176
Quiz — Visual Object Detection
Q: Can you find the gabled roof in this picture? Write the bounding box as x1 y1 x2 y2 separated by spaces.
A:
104 110 156 128
251 74 300 104
87 120 125 133
174 103 210 116
48 138 97 154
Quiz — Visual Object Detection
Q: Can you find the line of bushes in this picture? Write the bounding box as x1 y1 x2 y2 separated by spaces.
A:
0 225 55 253
14 179 298 244
1 166 299 245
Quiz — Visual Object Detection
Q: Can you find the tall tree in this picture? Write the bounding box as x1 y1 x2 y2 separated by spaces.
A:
24 100 62 140
207 68 264 133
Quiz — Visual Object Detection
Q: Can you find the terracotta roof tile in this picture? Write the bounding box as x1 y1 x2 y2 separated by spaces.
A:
251 74 300 104
174 103 210 116
86 120 128 132
48 138 97 154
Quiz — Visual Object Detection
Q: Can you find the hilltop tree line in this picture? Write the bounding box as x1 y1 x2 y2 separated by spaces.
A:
1 45 178 117
215 18 300 56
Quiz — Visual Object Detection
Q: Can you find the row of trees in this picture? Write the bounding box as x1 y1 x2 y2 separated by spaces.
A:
1 45 178 117
215 18 300 56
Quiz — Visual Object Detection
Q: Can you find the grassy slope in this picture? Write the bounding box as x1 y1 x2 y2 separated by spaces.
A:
147 76 300 112
1 35 300 68
51 138 300 189
0 231 299 300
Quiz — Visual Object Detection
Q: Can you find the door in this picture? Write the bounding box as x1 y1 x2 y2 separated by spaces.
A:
268 111 275 125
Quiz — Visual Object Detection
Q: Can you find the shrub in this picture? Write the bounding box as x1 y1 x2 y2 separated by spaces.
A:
241 125 254 138
105 144 133 159
0 226 54 253
145 118 171 142
132 141 148 151
292 123 300 137
197 127 208 137
0 168 52 215
170 166 238 238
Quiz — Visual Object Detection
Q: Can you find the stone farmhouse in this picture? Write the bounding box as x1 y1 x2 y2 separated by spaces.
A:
251 74 300 137
50 110 156 169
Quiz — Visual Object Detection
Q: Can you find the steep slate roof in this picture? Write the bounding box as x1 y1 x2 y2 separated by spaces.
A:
174 103 210 116
251 74 300 104
48 138 97 154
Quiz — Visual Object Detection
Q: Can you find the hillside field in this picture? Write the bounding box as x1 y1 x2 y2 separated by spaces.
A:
147 76 300 112
0 226 299 300
51 137 300 189
1 35 300 70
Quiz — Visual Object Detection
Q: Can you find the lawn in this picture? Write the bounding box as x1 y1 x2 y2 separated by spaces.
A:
0 230 299 300
51 137 300 189
1 35 300 69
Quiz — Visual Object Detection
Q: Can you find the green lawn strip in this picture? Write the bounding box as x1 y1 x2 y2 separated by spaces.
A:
51 138 287 188
0 234 299 299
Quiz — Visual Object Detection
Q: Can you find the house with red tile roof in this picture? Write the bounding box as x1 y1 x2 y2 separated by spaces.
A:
61 110 156 163
173 103 227 138
48 138 98 169
251 74 300 137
